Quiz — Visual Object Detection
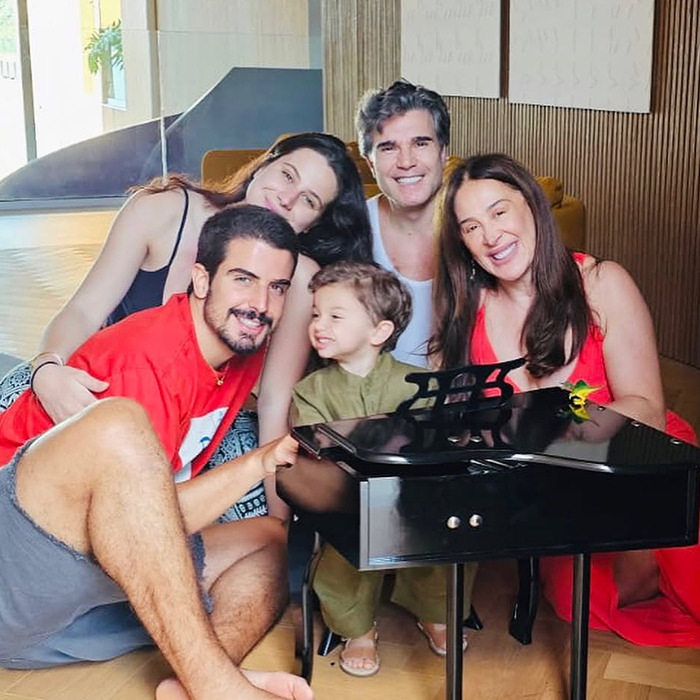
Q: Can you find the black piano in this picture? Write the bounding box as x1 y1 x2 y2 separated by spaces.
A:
277 364 700 700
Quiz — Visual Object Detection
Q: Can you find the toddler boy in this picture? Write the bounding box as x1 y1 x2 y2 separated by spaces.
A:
291 261 474 677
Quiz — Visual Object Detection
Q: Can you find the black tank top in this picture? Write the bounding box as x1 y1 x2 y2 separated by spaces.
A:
106 188 189 326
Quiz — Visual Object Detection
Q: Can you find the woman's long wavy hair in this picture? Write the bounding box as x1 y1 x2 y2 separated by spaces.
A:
429 153 591 376
138 133 372 267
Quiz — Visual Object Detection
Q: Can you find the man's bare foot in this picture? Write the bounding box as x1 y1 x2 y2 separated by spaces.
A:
155 670 313 700
241 669 314 699
155 678 190 700
339 625 380 677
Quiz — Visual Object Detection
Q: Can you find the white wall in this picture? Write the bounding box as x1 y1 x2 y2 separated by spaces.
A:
156 0 310 115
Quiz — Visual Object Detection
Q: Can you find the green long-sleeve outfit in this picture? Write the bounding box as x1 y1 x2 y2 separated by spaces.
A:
292 353 477 638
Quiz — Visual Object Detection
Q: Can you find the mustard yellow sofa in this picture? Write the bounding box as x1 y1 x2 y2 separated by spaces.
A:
533 175 586 252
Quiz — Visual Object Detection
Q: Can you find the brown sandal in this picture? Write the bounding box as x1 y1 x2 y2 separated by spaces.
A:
417 621 468 657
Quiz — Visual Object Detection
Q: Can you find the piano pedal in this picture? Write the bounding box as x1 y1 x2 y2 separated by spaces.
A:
317 627 343 656
464 604 484 631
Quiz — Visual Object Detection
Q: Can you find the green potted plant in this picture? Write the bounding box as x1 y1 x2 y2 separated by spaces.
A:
85 19 123 99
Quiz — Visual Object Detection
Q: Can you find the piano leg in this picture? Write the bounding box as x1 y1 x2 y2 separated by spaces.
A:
446 562 465 700
570 553 591 700
464 604 484 631
509 556 539 644
299 548 316 682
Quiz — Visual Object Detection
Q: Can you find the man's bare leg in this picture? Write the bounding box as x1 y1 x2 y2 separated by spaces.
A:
153 486 312 698
198 517 289 662
14 397 305 699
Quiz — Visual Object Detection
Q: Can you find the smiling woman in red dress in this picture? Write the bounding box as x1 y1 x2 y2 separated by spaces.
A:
429 152 700 647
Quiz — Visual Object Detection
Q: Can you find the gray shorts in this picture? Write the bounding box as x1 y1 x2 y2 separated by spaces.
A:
0 441 207 669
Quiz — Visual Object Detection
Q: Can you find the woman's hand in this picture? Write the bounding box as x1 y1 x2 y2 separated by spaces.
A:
32 364 109 423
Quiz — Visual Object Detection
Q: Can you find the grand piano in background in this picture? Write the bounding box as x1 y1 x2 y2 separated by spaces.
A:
277 362 700 700
0 67 322 202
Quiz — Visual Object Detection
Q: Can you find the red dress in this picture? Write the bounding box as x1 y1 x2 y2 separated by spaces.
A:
470 261 700 647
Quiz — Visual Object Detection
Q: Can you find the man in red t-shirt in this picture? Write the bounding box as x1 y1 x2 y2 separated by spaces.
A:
0 205 312 700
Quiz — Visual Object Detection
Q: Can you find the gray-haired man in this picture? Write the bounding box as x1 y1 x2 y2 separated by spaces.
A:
339 81 464 673
357 79 450 367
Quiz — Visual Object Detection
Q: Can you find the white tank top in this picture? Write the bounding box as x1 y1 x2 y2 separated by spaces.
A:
367 196 433 368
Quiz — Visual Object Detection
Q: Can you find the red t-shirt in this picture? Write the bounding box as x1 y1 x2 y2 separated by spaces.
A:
0 294 264 479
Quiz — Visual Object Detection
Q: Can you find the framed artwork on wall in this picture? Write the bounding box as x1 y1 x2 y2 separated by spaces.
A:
401 0 501 99
508 0 655 113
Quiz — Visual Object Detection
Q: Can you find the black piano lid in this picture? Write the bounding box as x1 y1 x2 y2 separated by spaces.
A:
291 388 700 476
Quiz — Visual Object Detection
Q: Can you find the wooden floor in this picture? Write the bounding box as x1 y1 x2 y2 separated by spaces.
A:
2 561 700 700
1 209 700 699
0 209 115 361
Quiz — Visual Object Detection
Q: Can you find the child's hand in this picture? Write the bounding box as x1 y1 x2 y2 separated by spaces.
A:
259 434 299 477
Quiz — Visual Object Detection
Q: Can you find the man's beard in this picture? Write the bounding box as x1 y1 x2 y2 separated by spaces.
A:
205 299 273 356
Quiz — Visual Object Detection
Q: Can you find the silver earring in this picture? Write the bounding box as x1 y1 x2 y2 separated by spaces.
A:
469 259 476 281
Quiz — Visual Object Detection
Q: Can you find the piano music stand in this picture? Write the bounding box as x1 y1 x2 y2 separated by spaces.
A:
280 370 700 700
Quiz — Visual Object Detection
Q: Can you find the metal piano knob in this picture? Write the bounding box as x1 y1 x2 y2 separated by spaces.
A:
670 438 682 445
447 435 460 444
469 514 483 528
469 435 483 443
631 421 641 427
446 515 462 529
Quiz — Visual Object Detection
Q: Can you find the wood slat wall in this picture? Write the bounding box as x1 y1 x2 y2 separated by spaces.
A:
323 0 700 368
